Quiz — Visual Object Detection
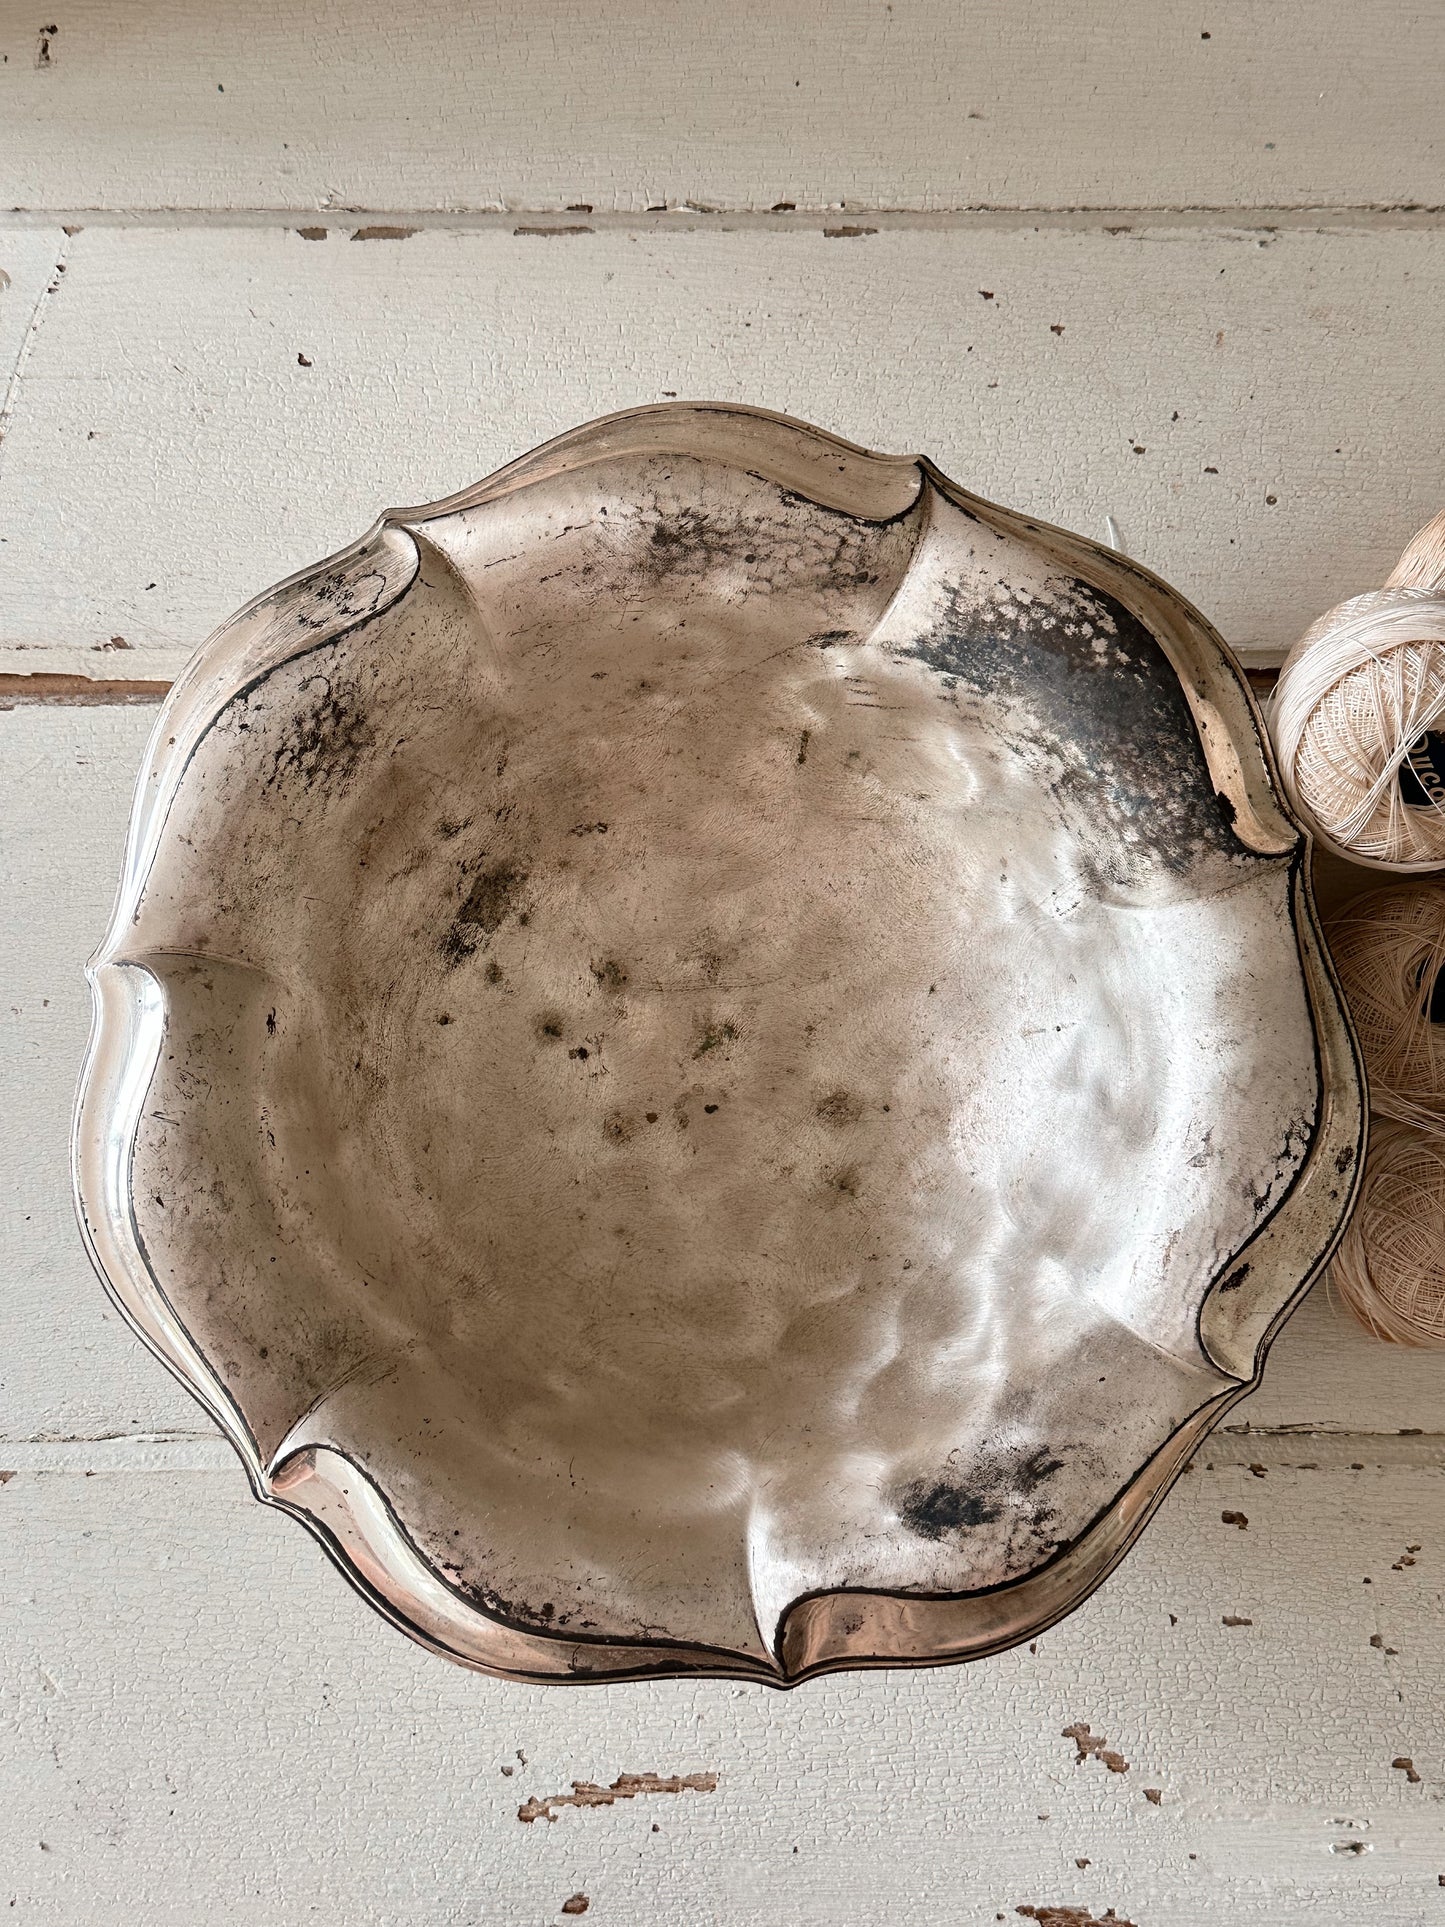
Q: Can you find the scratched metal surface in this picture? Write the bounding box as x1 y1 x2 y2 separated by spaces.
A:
72 406 1359 1684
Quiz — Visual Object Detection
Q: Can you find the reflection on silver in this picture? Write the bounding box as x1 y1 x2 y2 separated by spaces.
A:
73 405 1362 1684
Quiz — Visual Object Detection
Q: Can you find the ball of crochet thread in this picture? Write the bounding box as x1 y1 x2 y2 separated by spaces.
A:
1271 510 1445 869
1331 1121 1445 1348
1327 885 1445 1130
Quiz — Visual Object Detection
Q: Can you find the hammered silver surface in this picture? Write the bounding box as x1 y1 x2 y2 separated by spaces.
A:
77 407 1359 1681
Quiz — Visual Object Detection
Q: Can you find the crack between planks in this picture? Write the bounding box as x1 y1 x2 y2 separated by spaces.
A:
0 651 1288 710
0 671 174 708
2 1428 1441 1477
2 205 1445 236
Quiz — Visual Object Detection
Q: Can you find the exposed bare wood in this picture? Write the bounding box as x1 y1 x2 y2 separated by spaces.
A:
0 671 170 707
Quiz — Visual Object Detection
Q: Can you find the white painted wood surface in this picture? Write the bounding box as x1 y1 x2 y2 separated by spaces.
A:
1 0 1442 214
5 1454 1445 1925
3 5 1444 1919
1 222 1442 679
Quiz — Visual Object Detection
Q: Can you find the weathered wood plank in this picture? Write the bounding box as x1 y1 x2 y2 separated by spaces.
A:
2 1458 1442 1924
4 702 1443 1447
0 223 1440 679
1 0 1442 214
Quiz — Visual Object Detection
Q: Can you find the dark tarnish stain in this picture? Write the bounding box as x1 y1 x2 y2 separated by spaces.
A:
294 567 390 631
518 1771 718 1824
1336 1144 1356 1174
898 1442 1067 1563
442 861 528 967
901 571 1250 886
815 1088 863 1126
267 670 376 798
1016 1446 1066 1491
900 1480 1001 1538
693 1019 738 1059
1246 1117 1314 1217
1217 1262 1250 1293
626 484 916 606
439 1566 591 1635
1016 1909 1138 1927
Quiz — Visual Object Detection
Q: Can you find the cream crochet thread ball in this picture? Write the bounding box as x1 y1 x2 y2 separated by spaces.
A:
1327 886 1445 1131
1271 510 1445 869
1330 1122 1445 1348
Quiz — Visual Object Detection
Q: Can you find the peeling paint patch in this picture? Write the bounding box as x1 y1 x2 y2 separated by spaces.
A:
1017 1907 1137 1927
1221 1509 1248 1529
518 1770 717 1824
350 226 418 242
1222 1614 1254 1626
1393 1756 1422 1785
561 1896 590 1915
1061 1723 1128 1773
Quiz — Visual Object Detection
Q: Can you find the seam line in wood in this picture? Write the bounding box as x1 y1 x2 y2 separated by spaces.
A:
0 672 173 708
3 1430 1439 1478
3 206 1444 235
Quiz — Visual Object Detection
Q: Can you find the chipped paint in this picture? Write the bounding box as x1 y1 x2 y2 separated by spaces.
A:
517 1772 717 1824
1061 1724 1128 1773
1016 1907 1137 1927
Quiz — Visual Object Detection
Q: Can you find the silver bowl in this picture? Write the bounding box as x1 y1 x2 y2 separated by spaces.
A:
74 404 1362 1684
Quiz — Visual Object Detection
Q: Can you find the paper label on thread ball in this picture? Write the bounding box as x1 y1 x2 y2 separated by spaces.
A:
1400 732 1445 810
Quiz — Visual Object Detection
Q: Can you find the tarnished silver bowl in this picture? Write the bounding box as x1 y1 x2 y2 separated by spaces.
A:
75 405 1361 1684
